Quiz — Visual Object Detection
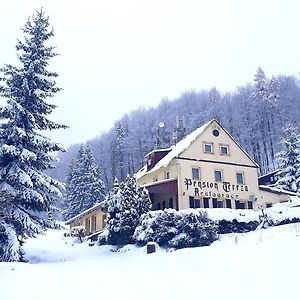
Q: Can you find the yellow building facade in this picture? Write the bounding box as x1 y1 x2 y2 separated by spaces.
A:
65 203 106 237
136 119 294 210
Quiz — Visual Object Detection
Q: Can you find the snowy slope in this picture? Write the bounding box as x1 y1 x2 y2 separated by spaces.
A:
1 223 300 300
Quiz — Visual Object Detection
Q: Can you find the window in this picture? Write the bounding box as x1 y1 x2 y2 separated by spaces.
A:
162 201 166 210
235 201 245 209
189 196 195 208
169 198 173 209
92 215 97 232
220 145 229 155
157 203 161 210
189 197 200 208
204 143 213 153
226 199 232 208
212 129 220 137
266 203 272 208
236 172 245 185
212 198 218 208
217 200 224 208
203 197 210 208
215 170 223 182
101 215 106 229
165 171 170 179
192 168 200 180
248 201 253 209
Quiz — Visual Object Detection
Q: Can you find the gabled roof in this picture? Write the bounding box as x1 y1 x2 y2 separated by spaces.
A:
136 119 258 179
65 200 105 225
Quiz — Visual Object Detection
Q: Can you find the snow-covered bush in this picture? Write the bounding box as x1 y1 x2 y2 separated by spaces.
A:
70 226 86 242
134 209 218 249
217 219 259 234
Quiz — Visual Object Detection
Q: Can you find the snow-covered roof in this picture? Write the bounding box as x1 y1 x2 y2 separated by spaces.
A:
136 120 212 179
65 201 105 225
136 119 258 179
141 178 177 188
258 169 279 179
135 164 148 179
259 185 298 196
145 147 173 158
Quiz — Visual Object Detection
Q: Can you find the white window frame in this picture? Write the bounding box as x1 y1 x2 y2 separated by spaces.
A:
192 167 201 180
214 169 223 182
219 144 229 156
203 142 214 154
236 172 245 185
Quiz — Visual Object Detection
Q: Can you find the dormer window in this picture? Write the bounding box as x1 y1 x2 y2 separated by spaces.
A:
203 142 213 154
165 171 170 179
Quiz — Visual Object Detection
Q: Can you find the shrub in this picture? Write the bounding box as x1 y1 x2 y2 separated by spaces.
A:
70 226 86 242
134 209 218 249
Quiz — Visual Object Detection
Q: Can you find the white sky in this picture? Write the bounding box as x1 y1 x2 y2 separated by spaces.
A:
1 0 300 147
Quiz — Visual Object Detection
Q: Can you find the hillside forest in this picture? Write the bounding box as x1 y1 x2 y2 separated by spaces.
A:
48 68 300 192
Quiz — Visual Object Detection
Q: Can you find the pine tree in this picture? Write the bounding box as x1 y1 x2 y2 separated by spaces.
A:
275 123 300 192
62 158 77 219
104 176 151 245
110 122 126 181
0 10 66 262
63 144 106 219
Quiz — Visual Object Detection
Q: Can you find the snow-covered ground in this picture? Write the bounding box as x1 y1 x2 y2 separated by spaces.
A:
1 223 300 300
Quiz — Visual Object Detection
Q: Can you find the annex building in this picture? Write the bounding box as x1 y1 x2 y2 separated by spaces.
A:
136 119 295 210
65 202 106 239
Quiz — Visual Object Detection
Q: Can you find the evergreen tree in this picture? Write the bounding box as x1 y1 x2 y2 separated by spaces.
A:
62 158 77 219
110 122 126 181
0 10 66 262
104 176 151 245
63 144 106 219
274 123 300 192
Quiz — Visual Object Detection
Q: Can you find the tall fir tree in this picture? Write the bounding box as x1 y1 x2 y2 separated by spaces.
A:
274 123 300 192
63 144 106 220
0 10 66 262
110 122 126 181
104 176 151 245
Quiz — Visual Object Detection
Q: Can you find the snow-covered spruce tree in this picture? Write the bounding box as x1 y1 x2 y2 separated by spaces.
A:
275 123 300 193
63 144 106 220
102 176 151 246
61 158 77 220
110 122 126 182
0 10 66 262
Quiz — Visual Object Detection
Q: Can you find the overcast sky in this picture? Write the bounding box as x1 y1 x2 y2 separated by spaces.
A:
1 0 300 147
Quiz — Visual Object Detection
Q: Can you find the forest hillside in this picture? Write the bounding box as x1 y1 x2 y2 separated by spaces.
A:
48 68 300 191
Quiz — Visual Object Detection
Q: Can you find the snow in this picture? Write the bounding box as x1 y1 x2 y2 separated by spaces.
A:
1 220 300 300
